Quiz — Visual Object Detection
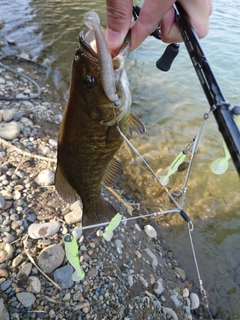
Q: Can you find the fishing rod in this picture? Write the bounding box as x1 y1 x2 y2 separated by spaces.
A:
133 2 240 175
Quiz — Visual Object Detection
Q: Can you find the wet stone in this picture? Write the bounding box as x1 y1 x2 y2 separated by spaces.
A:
28 221 61 239
17 263 32 280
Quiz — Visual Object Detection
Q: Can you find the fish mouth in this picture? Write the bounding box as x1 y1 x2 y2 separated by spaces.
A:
79 28 130 72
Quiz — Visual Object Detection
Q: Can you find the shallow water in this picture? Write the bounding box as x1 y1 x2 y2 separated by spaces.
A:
1 0 240 318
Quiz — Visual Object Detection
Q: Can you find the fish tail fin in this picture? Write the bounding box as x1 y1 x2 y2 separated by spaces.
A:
82 200 118 240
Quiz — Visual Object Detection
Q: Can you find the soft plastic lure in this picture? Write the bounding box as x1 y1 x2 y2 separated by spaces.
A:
211 115 240 175
64 234 85 281
102 212 122 241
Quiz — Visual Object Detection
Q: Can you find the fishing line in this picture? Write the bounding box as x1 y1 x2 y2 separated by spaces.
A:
70 209 179 233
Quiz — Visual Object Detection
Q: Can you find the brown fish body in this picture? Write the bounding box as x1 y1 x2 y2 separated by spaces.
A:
55 17 139 239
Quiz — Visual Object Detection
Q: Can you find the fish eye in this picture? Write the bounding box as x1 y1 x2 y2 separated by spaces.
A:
83 75 95 87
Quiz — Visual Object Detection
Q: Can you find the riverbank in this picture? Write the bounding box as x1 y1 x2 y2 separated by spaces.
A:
0 54 203 320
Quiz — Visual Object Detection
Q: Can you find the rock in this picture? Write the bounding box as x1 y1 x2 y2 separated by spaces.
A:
0 269 8 277
26 276 41 293
114 239 123 254
139 275 148 288
153 278 164 295
0 194 5 208
0 122 21 140
0 243 14 263
170 294 182 307
0 77 6 84
162 307 178 320
12 253 24 267
190 292 200 309
36 169 55 186
64 206 83 224
16 292 36 307
28 221 61 239
12 190 21 200
1 279 12 291
175 267 186 281
48 139 58 147
54 265 74 289
7 39 16 45
128 275 134 287
2 232 14 243
17 263 32 280
0 190 12 200
87 268 98 278
0 298 9 320
0 109 17 122
183 288 189 298
38 244 65 273
144 248 158 266
135 250 142 259
144 225 157 238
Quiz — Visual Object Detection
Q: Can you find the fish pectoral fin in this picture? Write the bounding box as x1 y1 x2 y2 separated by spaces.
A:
55 164 78 203
82 200 118 240
103 158 123 185
128 113 146 135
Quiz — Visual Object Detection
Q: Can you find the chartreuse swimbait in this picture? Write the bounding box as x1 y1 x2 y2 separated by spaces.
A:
64 234 85 281
103 212 122 241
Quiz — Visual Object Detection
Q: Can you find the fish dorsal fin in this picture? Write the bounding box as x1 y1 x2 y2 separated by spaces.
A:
129 113 146 135
55 165 78 203
103 158 123 185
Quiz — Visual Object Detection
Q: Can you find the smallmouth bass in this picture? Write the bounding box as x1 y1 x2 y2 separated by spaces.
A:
55 11 145 239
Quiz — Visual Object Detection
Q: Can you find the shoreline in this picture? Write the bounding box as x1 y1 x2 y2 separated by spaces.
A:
0 54 202 320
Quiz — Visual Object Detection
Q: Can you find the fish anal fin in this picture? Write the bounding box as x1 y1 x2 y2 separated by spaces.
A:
55 165 78 203
103 158 123 185
82 200 118 240
128 113 146 135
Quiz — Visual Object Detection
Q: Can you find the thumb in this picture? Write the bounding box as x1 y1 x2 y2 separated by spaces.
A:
106 0 133 50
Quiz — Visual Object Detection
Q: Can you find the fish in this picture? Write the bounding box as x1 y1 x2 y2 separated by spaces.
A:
55 11 145 239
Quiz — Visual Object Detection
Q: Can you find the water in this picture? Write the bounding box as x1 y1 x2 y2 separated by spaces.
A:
1 0 240 318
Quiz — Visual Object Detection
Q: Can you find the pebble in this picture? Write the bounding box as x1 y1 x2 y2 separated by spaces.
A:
12 190 21 200
17 263 32 280
54 265 74 289
0 193 5 208
26 276 41 293
0 298 9 320
190 292 200 309
36 169 55 186
162 306 178 320
64 206 83 224
144 248 158 266
0 121 21 140
170 294 182 307
153 278 164 295
175 267 186 281
139 275 148 288
0 242 14 263
48 138 58 147
2 232 15 243
0 269 8 277
12 253 24 267
87 268 98 278
16 292 36 307
0 109 17 122
28 221 61 239
38 244 65 273
114 239 123 254
135 250 142 259
144 224 157 238
183 288 189 298
1 279 12 291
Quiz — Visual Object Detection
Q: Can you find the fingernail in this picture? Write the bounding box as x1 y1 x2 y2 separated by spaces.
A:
106 29 122 50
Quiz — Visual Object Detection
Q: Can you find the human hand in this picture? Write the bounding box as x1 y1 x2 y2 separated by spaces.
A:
106 0 213 51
